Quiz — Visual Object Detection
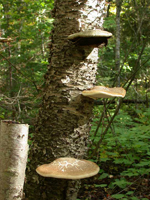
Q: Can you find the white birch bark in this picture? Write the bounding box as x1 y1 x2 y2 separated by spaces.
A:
0 120 29 200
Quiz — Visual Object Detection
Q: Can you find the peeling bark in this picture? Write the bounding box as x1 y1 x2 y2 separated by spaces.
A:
25 0 106 199
0 120 29 200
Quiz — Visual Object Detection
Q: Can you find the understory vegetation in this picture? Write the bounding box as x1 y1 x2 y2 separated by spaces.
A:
78 105 150 200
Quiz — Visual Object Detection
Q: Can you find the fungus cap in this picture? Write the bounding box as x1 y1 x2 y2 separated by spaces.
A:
36 157 100 179
68 29 112 40
68 30 112 47
82 86 126 99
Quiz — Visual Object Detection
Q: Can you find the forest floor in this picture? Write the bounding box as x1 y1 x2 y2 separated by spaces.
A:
78 164 150 200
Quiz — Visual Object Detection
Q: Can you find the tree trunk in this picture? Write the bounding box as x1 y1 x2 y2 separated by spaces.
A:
115 0 122 87
0 120 29 200
25 0 106 199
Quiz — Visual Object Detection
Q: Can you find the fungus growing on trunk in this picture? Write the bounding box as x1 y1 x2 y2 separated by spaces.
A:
82 86 126 99
36 157 99 179
68 29 112 47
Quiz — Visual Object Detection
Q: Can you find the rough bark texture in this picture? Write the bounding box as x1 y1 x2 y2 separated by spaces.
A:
0 121 29 200
25 0 106 199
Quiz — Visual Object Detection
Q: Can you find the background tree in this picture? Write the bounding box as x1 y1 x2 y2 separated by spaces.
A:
0 0 53 122
115 0 122 87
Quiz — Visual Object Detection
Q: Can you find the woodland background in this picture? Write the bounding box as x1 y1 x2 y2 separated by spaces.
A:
0 0 150 199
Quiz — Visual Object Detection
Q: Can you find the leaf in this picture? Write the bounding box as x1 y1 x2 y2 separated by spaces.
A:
134 160 150 167
113 178 131 189
41 2 45 7
98 173 109 180
95 184 107 188
126 191 134 195
130 197 139 200
141 199 149 200
112 194 125 199
100 157 111 162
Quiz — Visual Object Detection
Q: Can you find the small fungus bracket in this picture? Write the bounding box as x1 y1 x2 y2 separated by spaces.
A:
82 86 126 99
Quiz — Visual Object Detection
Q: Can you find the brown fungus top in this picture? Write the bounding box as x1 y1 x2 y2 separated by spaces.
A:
36 157 100 179
68 30 112 47
82 86 126 99
68 30 112 40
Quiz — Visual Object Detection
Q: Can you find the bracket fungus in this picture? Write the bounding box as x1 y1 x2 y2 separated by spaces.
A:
36 157 99 179
68 29 112 47
82 86 126 99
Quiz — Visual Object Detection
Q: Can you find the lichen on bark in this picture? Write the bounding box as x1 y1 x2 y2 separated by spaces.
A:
25 0 106 199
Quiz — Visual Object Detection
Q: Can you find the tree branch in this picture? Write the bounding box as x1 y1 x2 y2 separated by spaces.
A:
0 53 39 93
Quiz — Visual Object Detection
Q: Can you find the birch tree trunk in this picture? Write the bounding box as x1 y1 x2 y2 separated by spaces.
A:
0 120 29 200
25 0 106 199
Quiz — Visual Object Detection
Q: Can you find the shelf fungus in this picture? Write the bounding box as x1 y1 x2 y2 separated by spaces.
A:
68 29 112 47
36 157 99 179
82 86 126 99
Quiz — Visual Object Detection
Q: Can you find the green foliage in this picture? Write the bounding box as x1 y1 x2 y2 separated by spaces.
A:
98 0 150 91
90 3 150 198
88 105 150 199
0 0 54 123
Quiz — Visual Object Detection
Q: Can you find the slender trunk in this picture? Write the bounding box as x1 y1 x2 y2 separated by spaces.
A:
115 0 122 87
25 0 106 199
8 45 13 96
0 120 29 200
41 32 45 58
